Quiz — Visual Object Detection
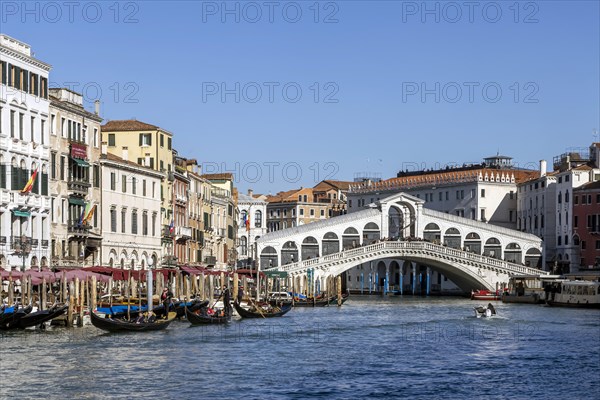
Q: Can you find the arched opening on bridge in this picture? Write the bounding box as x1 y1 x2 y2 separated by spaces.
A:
281 241 298 265
342 227 360 250
376 261 386 290
504 243 522 264
363 222 380 245
260 246 278 269
301 237 319 260
389 260 401 287
322 232 339 256
483 238 502 259
388 207 403 239
41 257 48 268
464 232 482 254
443 228 461 249
30 256 38 269
525 248 542 269
423 223 441 244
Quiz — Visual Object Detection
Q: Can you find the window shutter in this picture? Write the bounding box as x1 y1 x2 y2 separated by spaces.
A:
148 134 152 146
139 133 143 146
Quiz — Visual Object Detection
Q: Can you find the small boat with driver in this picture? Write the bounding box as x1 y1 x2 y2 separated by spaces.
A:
474 303 498 318
90 310 176 332
471 289 501 301
233 301 292 318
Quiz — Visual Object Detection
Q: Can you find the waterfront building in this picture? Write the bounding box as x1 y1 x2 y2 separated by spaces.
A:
0 35 51 271
172 152 191 266
48 88 102 268
516 160 557 270
312 180 352 217
573 180 600 270
99 148 163 269
266 187 331 232
348 155 538 230
183 159 207 267
100 119 174 266
236 189 268 268
551 145 600 273
202 173 236 270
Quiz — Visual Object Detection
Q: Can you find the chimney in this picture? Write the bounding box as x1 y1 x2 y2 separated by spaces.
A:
539 160 547 177
101 141 107 155
248 189 253 197
122 146 128 161
94 100 100 116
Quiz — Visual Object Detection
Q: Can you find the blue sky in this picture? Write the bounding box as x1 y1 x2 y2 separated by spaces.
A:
3 0 599 194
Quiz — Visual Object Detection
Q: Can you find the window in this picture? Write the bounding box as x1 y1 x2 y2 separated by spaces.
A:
139 133 151 146
167 137 172 150
60 156 65 180
321 209 325 217
142 212 148 236
19 113 24 140
565 175 570 182
557 236 561 246
142 180 147 196
93 128 98 147
131 210 138 234
122 175 127 193
581 240 586 249
132 177 137 195
565 190 570 203
574 195 579 205
110 172 116 191
152 213 157 236
50 152 56 179
118 209 125 233
596 240 600 250
160 134 164 147
108 133 115 146
110 208 117 232
300 209 304 216
254 210 262 228
510 191 514 199
481 189 485 198
310 209 315 216
558 192 562 204
93 165 100 187
40 119 45 144
480 209 486 221
160 160 164 171
574 216 578 228
564 235 569 246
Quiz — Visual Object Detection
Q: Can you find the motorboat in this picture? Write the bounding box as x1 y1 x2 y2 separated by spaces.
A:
471 289 501 301
545 280 600 308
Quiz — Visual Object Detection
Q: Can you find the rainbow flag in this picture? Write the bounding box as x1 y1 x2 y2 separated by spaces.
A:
21 168 38 194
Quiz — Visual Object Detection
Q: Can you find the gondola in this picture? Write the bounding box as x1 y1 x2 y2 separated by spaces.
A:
185 306 230 325
0 305 33 330
328 293 350 305
175 299 209 318
292 297 331 307
233 301 292 318
90 310 177 332
18 304 68 329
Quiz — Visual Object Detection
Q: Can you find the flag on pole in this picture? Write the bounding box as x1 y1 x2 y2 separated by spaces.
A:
245 212 250 232
169 219 175 234
83 204 96 225
21 168 38 194
78 203 88 226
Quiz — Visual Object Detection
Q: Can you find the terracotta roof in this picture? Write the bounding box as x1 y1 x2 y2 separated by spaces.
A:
352 168 539 193
101 152 160 174
313 180 353 191
266 187 317 203
101 119 160 132
572 165 593 171
574 180 600 191
201 173 234 181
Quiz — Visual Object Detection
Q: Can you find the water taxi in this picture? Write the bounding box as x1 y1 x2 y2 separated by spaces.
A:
545 280 600 308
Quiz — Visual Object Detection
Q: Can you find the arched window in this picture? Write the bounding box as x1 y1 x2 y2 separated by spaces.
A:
240 236 248 256
558 191 562 204
565 190 569 203
240 210 248 225
254 210 262 228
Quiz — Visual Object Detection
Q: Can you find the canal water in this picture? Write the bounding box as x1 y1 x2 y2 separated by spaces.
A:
1 296 599 399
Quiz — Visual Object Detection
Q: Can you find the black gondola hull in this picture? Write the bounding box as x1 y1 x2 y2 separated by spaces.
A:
233 302 292 318
90 311 176 332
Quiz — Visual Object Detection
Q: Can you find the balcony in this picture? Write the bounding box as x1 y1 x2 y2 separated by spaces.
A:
216 228 226 237
10 236 32 254
204 256 217 265
0 236 6 245
68 219 90 236
31 239 39 248
41 239 49 247
176 226 192 241
175 194 188 204
68 179 91 196
163 225 175 238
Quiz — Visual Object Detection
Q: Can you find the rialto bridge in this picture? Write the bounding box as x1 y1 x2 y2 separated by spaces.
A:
256 193 547 294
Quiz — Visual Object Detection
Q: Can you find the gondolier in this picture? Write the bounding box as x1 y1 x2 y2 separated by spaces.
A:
161 288 173 319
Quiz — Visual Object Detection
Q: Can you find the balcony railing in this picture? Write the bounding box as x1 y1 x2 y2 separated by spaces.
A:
68 179 91 196
10 236 32 253
68 220 91 235
41 239 49 247
0 236 6 245
204 256 217 265
176 226 192 239
31 239 39 247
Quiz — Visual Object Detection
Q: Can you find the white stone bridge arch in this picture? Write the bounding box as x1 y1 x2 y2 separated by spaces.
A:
256 193 546 292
